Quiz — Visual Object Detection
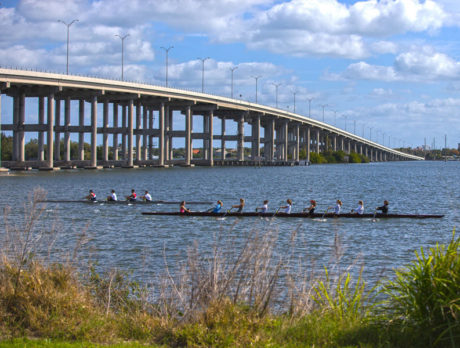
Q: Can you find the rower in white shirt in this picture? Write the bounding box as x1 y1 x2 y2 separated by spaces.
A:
142 190 152 202
280 199 292 214
107 189 117 201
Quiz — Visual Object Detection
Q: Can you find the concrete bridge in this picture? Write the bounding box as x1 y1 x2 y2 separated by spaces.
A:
0 68 423 170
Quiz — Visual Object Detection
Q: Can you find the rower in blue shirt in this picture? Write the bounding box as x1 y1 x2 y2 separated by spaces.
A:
209 200 223 213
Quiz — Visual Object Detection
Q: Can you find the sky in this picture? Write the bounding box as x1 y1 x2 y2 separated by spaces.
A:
1 0 460 149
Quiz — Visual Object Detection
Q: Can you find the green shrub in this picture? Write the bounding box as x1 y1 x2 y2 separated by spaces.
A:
310 152 327 164
384 230 460 347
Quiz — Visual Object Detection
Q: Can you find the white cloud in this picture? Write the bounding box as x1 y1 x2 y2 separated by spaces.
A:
340 47 460 82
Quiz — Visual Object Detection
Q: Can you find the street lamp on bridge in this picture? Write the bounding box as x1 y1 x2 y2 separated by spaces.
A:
320 104 328 122
58 19 79 75
160 46 173 87
198 57 210 93
271 82 281 108
293 90 297 113
251 75 262 103
115 34 130 81
229 66 238 98
307 98 313 118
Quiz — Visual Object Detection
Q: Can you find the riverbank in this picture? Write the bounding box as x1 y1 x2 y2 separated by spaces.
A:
1 193 458 347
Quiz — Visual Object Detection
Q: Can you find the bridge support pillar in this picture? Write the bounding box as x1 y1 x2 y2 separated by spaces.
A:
185 106 192 165
315 129 320 153
265 119 275 161
295 123 300 162
162 107 167 162
113 103 119 161
12 96 18 161
168 108 174 161
64 97 71 162
237 113 244 161
54 99 60 161
103 100 109 162
251 114 260 160
127 99 134 167
283 120 288 161
159 103 165 166
208 111 214 166
46 93 54 168
18 93 26 163
136 101 141 162
90 95 98 168
78 100 85 161
221 117 226 161
333 134 337 151
305 126 310 162
121 105 127 160
142 106 148 161
38 97 45 161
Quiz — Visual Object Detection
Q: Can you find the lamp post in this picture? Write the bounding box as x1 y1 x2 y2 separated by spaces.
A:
160 46 173 87
344 115 347 131
320 104 328 122
271 82 281 108
353 120 356 134
369 127 373 141
115 34 129 81
198 57 210 93
230 66 238 98
307 98 313 118
58 19 78 75
293 91 297 113
251 75 261 103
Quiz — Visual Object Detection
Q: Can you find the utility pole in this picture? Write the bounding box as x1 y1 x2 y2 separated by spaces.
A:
271 82 281 108
320 104 328 122
198 57 210 93
307 98 313 118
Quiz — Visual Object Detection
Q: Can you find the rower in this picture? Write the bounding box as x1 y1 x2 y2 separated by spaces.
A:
208 200 223 213
142 190 152 202
232 198 245 213
86 189 97 201
256 200 269 213
280 199 292 214
352 200 364 214
303 200 316 215
376 200 389 214
107 189 117 201
126 189 137 202
329 200 342 215
180 201 191 213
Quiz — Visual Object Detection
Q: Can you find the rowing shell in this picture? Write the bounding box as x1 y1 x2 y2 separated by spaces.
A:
39 200 213 205
141 211 444 219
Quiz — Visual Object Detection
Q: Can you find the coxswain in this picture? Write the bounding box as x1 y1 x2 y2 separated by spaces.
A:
329 200 342 215
352 200 364 214
86 189 97 201
142 190 152 202
256 200 269 213
280 199 293 214
180 201 190 213
303 200 316 214
126 189 137 202
232 198 245 213
107 189 117 201
376 200 389 214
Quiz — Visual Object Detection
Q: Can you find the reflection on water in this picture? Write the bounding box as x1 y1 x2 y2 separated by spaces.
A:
0 161 459 285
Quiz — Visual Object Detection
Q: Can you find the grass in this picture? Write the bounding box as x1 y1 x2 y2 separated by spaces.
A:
0 189 459 347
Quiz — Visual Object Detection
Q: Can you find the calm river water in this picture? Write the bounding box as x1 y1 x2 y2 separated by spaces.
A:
0 161 459 285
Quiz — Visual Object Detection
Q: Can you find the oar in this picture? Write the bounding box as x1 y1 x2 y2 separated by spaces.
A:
272 207 282 218
222 207 234 217
321 207 330 219
372 210 378 222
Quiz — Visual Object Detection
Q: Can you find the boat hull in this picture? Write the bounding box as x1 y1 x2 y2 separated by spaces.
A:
141 212 444 219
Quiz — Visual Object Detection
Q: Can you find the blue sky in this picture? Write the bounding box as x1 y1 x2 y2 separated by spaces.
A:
1 0 460 148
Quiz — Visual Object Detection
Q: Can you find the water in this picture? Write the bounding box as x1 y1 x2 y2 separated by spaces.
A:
0 161 459 285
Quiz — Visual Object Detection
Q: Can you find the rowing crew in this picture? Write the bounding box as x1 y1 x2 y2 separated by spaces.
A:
179 199 390 215
85 189 152 202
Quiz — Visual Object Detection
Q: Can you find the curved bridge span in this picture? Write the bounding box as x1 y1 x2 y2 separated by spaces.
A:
0 68 422 170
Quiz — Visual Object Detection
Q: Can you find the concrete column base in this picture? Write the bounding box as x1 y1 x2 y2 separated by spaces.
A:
38 167 60 171
84 165 104 170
